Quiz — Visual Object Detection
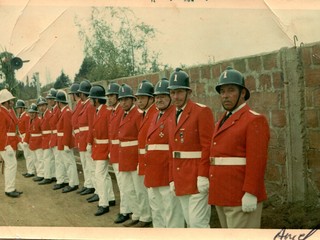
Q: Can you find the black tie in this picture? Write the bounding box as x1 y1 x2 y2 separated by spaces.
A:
176 109 183 124
219 112 232 128
123 112 128 119
142 111 146 118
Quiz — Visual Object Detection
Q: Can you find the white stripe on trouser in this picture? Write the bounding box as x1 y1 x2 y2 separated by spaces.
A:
94 160 115 207
148 186 185 228
178 192 211 228
112 163 131 214
119 171 140 221
136 175 152 222
34 149 44 177
59 149 79 187
22 145 36 174
43 148 55 179
0 150 17 192
215 203 263 228
54 147 69 184
79 151 93 188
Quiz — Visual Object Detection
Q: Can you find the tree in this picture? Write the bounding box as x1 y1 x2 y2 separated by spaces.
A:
74 56 96 82
54 70 71 89
75 7 162 82
0 51 17 94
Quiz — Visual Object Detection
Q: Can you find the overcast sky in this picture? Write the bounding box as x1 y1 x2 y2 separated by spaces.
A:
1 0 320 85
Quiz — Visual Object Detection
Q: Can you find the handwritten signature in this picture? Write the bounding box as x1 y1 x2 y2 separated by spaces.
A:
274 227 319 240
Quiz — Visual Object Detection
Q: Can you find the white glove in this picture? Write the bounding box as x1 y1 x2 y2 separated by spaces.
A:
18 142 24 151
241 192 257 212
23 142 29 148
197 176 209 193
86 144 92 153
64 145 71 153
5 145 14 157
169 181 175 195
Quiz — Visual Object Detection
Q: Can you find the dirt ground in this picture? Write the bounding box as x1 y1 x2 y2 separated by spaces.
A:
0 153 319 230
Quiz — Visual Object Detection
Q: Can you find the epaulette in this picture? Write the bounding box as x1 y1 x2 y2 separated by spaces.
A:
249 110 260 116
196 103 206 108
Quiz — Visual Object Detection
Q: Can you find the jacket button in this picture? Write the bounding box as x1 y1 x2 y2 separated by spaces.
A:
177 167 180 171
175 139 178 142
213 142 216 145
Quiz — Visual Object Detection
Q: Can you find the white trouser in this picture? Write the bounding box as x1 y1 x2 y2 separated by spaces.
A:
79 151 94 188
148 186 185 228
22 145 35 174
32 149 44 177
119 170 140 221
54 147 68 184
43 148 55 179
178 192 211 228
95 160 114 207
112 163 130 214
0 150 17 192
60 149 79 187
136 175 152 222
106 164 115 201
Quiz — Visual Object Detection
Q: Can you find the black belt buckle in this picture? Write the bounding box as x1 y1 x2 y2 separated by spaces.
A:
174 152 181 158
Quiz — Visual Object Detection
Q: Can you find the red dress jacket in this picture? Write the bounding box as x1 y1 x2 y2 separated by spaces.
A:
49 105 60 148
209 104 270 206
57 106 74 151
25 116 42 151
144 105 175 188
118 105 141 172
108 103 124 164
41 109 52 149
18 111 30 142
168 100 214 196
78 99 95 151
71 100 83 149
0 106 18 151
90 105 109 160
137 104 157 176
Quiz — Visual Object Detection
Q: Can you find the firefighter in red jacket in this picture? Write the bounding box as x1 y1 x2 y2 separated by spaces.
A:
209 67 270 228
106 83 131 224
0 89 23 198
168 68 214 228
144 78 184 228
117 84 143 227
25 103 44 182
87 85 112 216
15 99 35 178
55 90 79 193
134 80 157 227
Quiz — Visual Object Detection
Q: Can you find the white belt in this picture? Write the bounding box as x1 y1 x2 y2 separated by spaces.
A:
210 157 246 166
79 126 89 131
138 148 146 154
31 133 42 137
42 130 51 135
52 130 57 134
57 132 64 137
120 140 138 147
94 139 109 144
111 139 120 145
146 144 169 151
74 129 80 134
6 132 16 137
172 151 202 159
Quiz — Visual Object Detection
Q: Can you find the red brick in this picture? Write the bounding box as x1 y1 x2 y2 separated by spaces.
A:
259 74 272 91
249 92 279 110
189 67 200 82
195 82 205 96
245 75 256 92
265 163 281 182
304 68 320 87
201 66 211 80
305 109 319 128
263 52 278 70
314 88 320 107
305 87 313 107
233 59 246 73
273 72 284 89
269 148 286 165
279 91 285 109
269 129 279 147
212 64 221 78
248 56 262 72
308 130 320 149
307 149 320 170
301 47 312 66
271 110 286 128
312 44 320 65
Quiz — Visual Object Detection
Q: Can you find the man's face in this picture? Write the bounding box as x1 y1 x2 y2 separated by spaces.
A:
29 112 36 119
38 104 47 113
47 99 55 107
80 92 87 101
219 84 245 111
9 100 14 109
16 107 24 115
170 89 190 109
120 97 134 112
136 95 152 110
107 94 118 107
155 94 171 111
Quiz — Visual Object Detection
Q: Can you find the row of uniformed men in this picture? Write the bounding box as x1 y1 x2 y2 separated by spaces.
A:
0 67 270 229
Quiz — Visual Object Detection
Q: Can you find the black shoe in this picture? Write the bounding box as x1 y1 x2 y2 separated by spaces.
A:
33 176 44 182
62 185 79 193
109 200 116 206
123 219 139 227
51 177 57 182
53 183 68 190
87 194 99 203
76 187 87 194
24 173 35 178
38 178 53 185
94 206 109 216
132 221 152 228
114 213 130 224
5 190 23 198
80 187 95 195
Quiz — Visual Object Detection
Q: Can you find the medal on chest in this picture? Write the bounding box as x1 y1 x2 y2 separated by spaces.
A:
179 128 185 143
